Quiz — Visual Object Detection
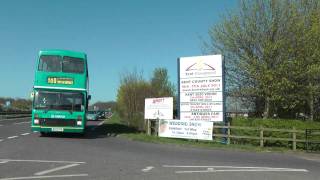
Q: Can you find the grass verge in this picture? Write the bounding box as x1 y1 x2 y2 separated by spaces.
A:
104 114 300 153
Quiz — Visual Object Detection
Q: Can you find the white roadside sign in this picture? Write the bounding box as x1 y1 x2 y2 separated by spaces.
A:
144 97 173 120
158 119 213 140
179 55 224 122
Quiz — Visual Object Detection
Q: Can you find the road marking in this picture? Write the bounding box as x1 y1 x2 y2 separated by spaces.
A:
0 160 8 164
163 165 305 169
141 166 154 172
7 136 18 139
162 165 308 174
175 168 309 173
0 124 3 126
300 157 320 162
14 121 30 125
21 133 30 136
0 159 86 164
35 163 81 176
207 168 214 172
0 139 3 142
0 174 88 180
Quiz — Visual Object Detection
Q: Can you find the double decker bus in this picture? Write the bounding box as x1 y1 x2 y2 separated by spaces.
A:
31 50 90 135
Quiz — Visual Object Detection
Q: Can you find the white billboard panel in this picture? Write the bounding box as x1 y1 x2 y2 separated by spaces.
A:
158 119 213 140
179 55 223 79
144 97 173 120
180 101 223 112
180 91 223 102
180 111 224 122
179 55 224 122
180 77 223 92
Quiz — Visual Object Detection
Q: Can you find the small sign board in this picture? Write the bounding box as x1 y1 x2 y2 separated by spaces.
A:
158 119 213 140
178 55 224 122
144 97 173 120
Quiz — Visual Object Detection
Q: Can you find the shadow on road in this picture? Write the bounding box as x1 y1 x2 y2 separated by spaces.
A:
85 123 138 139
40 122 138 139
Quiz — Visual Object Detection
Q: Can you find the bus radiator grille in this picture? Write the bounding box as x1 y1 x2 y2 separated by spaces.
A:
39 118 77 127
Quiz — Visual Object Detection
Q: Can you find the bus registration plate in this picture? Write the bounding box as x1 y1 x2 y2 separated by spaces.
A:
52 127 64 132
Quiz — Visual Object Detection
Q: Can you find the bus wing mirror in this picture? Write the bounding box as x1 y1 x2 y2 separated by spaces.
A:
30 91 35 99
88 95 91 100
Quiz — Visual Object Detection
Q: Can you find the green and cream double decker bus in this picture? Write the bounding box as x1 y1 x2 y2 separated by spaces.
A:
31 50 90 135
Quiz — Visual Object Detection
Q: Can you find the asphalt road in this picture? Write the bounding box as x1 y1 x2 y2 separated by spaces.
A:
0 117 319 180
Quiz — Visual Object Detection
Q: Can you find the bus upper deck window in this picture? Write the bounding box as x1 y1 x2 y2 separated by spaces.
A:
62 56 84 74
38 55 61 72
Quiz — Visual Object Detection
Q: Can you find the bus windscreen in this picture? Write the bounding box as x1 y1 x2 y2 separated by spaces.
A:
34 91 84 112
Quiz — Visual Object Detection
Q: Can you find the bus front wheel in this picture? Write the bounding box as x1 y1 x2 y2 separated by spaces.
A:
40 132 47 137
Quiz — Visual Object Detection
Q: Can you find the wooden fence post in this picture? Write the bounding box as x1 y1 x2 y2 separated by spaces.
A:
227 122 231 145
144 119 147 133
155 118 159 136
147 119 151 135
292 127 296 151
260 126 264 147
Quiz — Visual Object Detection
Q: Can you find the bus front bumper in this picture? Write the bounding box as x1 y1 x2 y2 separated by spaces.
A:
31 126 85 133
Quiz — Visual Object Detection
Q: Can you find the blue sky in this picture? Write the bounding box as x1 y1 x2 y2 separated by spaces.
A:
0 0 237 103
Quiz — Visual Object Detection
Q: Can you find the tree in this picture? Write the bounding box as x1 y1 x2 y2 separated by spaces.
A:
150 68 177 117
116 68 176 130
11 98 32 110
150 68 175 98
288 1 320 120
0 97 31 111
116 70 152 130
206 0 320 120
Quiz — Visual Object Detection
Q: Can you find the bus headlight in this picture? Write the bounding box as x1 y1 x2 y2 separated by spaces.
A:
77 115 82 126
77 121 82 126
34 119 39 124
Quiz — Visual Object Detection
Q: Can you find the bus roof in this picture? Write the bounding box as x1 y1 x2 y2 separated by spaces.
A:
39 50 87 59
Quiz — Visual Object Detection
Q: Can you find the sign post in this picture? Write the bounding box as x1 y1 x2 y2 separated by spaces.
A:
158 119 213 140
178 55 224 122
144 97 173 135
